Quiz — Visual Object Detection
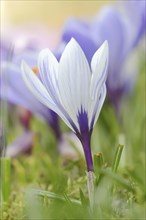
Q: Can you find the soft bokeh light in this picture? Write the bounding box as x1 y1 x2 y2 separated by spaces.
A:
2 1 109 27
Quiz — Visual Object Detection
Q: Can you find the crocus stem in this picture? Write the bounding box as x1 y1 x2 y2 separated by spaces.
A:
81 136 94 210
87 171 95 211
82 136 93 172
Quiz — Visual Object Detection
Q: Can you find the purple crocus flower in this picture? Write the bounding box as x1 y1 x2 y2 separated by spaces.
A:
119 0 146 47
22 38 109 172
22 39 109 208
56 1 145 116
5 131 34 157
91 2 145 113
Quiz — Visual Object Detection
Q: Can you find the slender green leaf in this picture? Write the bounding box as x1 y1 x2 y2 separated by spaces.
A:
0 157 11 203
112 144 124 172
30 188 81 205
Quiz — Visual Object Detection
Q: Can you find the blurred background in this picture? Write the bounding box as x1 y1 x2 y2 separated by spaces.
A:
2 0 144 58
1 1 109 51
1 1 109 27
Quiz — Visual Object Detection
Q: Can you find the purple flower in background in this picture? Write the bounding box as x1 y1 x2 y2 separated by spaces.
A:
57 1 145 116
22 39 109 172
56 18 97 63
119 0 146 47
91 2 145 113
5 131 34 157
0 24 61 139
0 51 61 140
0 23 58 125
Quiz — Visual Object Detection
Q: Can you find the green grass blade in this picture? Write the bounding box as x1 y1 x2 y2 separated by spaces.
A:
0 157 11 203
30 188 81 205
94 153 103 174
112 144 124 172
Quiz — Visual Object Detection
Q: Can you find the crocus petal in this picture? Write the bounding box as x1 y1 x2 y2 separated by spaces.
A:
38 48 78 131
22 38 109 137
22 61 58 112
62 18 98 63
38 49 60 104
22 61 75 131
90 40 109 100
0 62 51 121
89 84 106 129
58 38 91 129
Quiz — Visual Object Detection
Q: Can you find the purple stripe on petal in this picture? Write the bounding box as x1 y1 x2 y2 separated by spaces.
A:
77 106 89 138
76 106 93 171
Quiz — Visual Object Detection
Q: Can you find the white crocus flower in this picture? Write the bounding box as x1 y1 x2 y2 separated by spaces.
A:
22 38 109 172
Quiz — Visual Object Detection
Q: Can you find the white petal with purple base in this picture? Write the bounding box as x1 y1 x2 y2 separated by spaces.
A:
22 38 109 135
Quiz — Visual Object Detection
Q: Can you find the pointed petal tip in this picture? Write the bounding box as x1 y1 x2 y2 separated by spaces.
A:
70 37 77 44
104 40 108 46
38 47 58 64
60 36 85 64
67 37 81 49
102 40 109 54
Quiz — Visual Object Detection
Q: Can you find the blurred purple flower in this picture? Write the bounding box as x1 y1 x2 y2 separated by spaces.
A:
119 0 146 47
56 1 145 116
5 131 34 157
0 54 61 139
0 23 62 140
91 2 145 112
56 18 97 62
